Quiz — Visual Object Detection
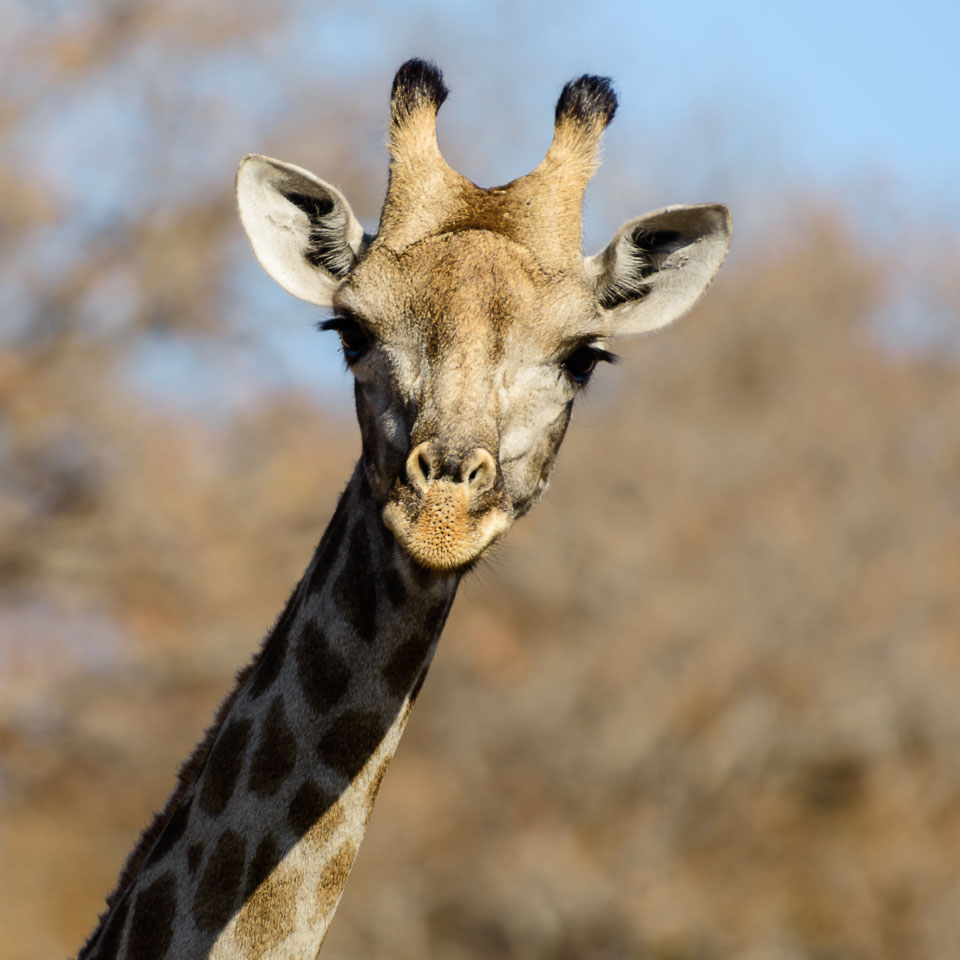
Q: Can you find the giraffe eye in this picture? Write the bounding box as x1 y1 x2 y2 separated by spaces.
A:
562 345 600 383
321 316 370 364
561 343 619 385
338 322 369 362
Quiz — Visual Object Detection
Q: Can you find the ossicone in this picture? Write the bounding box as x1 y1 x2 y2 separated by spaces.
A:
390 59 449 123
554 74 618 129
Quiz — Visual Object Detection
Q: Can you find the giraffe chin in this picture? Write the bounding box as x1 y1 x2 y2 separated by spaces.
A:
382 484 512 573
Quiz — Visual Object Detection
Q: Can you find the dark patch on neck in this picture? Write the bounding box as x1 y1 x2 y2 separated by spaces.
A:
407 551 444 589
383 566 408 607
382 633 432 699
249 582 301 700
198 717 252 817
333 520 379 643
307 489 352 596
425 596 453 636
295 619 351 715
288 780 337 836
192 829 247 932
245 833 282 900
384 598 451 698
127 873 176 960
317 709 387 779
145 796 192 867
247 695 298 798
186 841 204 877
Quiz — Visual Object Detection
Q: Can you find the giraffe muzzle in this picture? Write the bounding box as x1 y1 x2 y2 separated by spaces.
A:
382 441 512 571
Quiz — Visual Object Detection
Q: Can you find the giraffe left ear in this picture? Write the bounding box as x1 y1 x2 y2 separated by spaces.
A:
237 154 371 307
585 203 731 336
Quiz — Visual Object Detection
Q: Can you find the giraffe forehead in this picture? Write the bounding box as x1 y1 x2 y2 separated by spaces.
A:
340 229 589 353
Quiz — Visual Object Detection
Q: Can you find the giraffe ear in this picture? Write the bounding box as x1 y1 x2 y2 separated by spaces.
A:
585 203 731 336
236 154 371 307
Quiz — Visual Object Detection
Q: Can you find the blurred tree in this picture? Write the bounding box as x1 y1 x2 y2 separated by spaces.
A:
2 4 959 959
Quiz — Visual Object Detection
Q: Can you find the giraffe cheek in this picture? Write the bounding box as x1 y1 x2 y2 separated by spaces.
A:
502 402 571 515
354 386 407 498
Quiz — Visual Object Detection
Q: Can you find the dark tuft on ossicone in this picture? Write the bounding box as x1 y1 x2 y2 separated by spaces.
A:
555 75 617 127
391 59 449 119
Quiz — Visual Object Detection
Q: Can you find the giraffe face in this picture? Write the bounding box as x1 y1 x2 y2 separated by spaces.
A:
329 229 607 570
236 62 731 572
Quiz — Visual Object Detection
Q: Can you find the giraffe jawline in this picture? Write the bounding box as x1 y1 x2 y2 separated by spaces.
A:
382 489 512 572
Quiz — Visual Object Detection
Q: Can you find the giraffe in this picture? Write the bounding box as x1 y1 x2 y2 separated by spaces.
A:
77 60 730 959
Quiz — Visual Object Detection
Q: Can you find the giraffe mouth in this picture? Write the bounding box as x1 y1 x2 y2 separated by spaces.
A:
382 480 512 572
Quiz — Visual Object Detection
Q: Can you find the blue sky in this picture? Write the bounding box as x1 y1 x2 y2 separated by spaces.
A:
289 0 960 209
590 0 958 192
11 0 958 224
5 0 959 409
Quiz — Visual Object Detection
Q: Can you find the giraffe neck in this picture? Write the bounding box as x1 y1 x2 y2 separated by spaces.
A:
79 463 459 960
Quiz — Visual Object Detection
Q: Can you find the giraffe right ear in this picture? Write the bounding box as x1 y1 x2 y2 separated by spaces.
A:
585 203 731 336
236 154 370 307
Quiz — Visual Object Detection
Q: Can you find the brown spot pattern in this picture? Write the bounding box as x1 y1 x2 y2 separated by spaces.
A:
187 841 204 876
408 556 437 588
127 873 176 960
92 893 129 960
244 833 282 900
317 709 387 779
333 521 378 643
314 840 357 922
288 780 337 838
424 597 451 637
249 586 298 700
303 798 346 851
383 599 448 698
382 632 434 699
307 493 351 596
364 758 391 825
234 861 303 960
198 718 251 816
383 566 408 607
192 829 246 932
248 696 298 797
145 796 192 866
295 620 350 716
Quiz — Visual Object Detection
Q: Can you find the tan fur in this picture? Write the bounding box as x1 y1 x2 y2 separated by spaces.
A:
234 864 303 959
303 801 346 851
313 841 357 923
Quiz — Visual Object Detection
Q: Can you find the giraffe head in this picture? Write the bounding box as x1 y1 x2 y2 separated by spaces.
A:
237 60 730 572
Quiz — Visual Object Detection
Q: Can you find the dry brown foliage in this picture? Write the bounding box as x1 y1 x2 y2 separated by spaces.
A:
2 212 959 958
2 5 959 959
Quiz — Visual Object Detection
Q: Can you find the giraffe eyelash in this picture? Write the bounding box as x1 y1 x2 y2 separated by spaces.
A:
319 315 371 363
561 342 619 385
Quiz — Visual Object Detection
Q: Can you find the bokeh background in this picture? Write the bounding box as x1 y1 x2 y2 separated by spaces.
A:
2 2 959 957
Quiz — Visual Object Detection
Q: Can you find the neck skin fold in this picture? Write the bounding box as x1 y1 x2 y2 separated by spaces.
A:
79 462 459 960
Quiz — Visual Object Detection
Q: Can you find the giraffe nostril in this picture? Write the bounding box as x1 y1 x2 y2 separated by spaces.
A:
406 443 497 497
406 442 439 494
462 448 496 495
